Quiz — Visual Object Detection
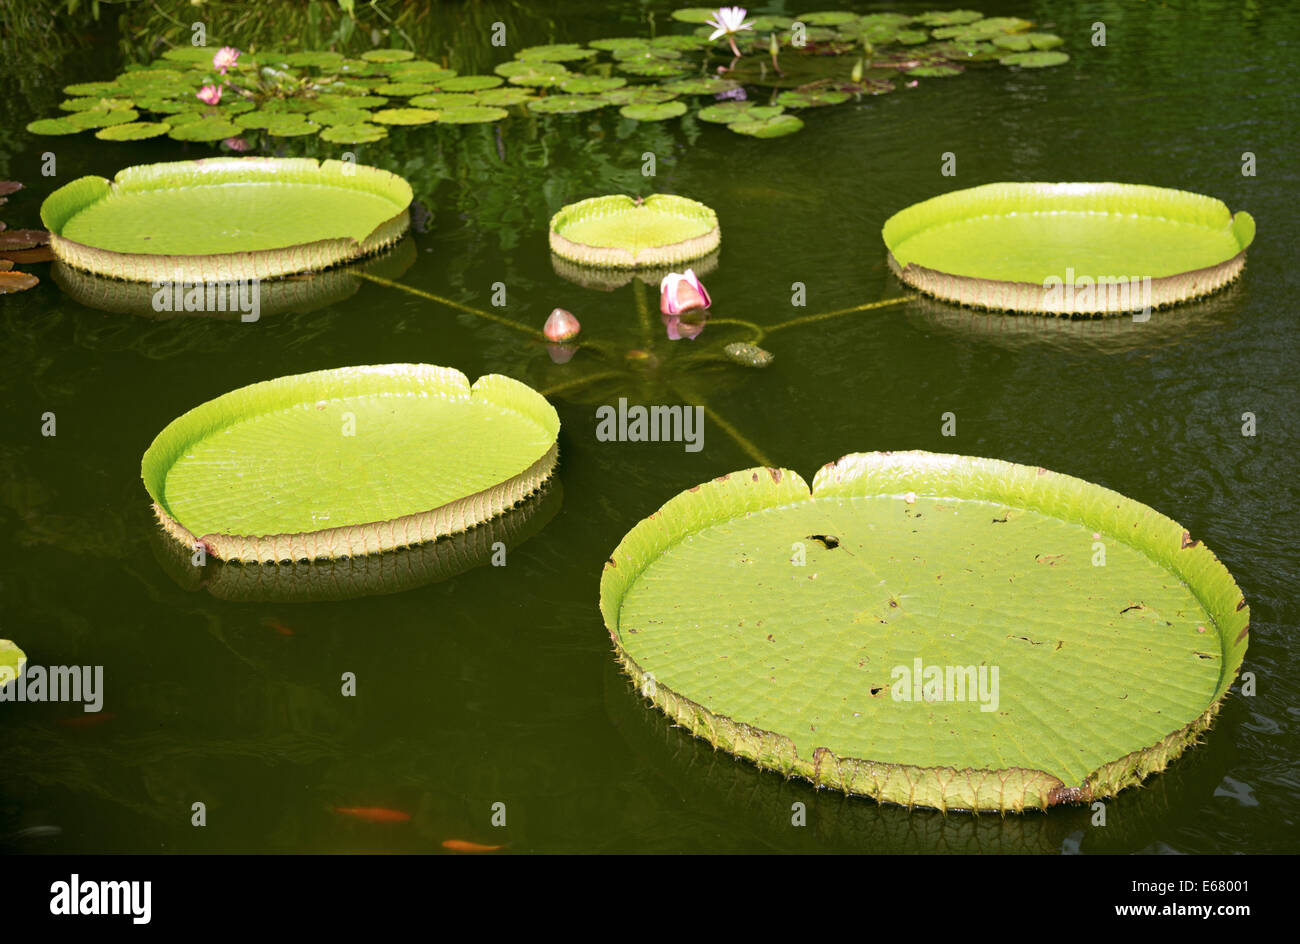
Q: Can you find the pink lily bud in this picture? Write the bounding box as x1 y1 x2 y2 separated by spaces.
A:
213 46 241 75
196 84 222 106
222 136 250 152
663 309 708 341
546 344 576 365
543 307 580 342
659 269 711 316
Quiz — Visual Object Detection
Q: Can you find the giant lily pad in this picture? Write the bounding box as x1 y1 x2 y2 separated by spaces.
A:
0 639 25 687
143 365 560 562
549 193 720 268
41 158 412 281
882 182 1256 314
601 451 1250 812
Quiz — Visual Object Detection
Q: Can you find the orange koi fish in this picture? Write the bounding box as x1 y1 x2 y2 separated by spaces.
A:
260 617 295 636
333 807 411 824
441 839 506 852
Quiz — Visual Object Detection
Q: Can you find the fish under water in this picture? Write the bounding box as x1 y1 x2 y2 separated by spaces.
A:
441 839 506 852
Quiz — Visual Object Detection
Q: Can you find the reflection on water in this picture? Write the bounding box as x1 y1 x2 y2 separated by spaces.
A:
151 480 563 603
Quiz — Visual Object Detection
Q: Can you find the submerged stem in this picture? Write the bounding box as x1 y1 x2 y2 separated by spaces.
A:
766 295 910 335
356 272 542 339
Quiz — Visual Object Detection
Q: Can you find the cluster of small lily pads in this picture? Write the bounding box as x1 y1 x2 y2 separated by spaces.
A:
26 7 1066 145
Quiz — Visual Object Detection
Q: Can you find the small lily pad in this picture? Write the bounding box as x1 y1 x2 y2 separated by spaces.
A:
435 74 504 91
26 117 89 135
375 81 438 97
801 11 859 26
63 81 127 96
516 43 595 62
371 107 440 125
775 89 850 108
408 92 480 109
1000 50 1070 68
285 51 345 68
616 60 690 78
649 35 712 50
728 113 804 138
550 193 720 268
69 108 140 129
993 32 1065 51
309 108 375 126
662 76 740 95
95 121 172 141
528 95 609 115
588 37 651 51
264 119 321 137
559 76 627 94
669 8 719 23
496 60 570 87
907 63 964 77
476 88 536 107
168 118 243 141
319 123 389 143
361 49 416 63
619 101 687 121
604 87 679 106
696 101 762 123
435 106 509 124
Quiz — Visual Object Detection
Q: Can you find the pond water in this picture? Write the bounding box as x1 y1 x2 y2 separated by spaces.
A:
0 0 1295 853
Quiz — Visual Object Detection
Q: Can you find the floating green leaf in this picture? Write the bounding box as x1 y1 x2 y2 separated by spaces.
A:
600 451 1250 812
63 81 126 96
27 117 90 135
0 640 26 688
662 76 740 95
801 11 860 26
475 87 536 107
495 60 570 87
435 74 504 91
308 108 375 126
907 63 964 77
371 107 440 125
993 32 1064 51
375 81 438 97
408 92 480 109
167 117 243 141
95 121 172 141
559 76 627 94
436 106 510 124
619 101 688 121
1000 50 1070 68
284 51 345 68
696 101 772 123
528 95 609 115
604 86 679 106
142 365 560 563
549 193 720 268
515 43 595 62
361 48 416 63
319 123 389 144
728 113 803 137
915 9 984 26
669 7 718 23
775 89 850 108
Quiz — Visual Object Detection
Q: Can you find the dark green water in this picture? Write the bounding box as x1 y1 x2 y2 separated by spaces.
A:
1 0 1296 853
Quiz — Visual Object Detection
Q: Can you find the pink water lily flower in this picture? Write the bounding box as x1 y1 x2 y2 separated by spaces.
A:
543 307 581 342
196 84 222 106
660 269 712 316
663 309 708 341
212 46 241 75
706 6 755 58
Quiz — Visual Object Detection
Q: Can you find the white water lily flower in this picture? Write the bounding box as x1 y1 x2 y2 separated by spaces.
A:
707 7 755 57
706 6 755 40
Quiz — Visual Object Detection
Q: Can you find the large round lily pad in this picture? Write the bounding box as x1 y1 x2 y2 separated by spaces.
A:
600 451 1249 813
0 639 25 687
143 365 560 563
41 158 412 281
549 193 719 268
882 183 1256 315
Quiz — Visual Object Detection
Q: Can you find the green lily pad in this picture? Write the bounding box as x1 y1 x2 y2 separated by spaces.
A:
475 88 536 107
71 108 142 129
333 94 389 109
63 81 127 97
386 61 455 78
800 11 859 26
264 119 321 137
603 86 679 106
95 121 172 141
284 51 345 68
435 106 509 124
728 113 804 138
750 15 795 31
515 43 595 62
319 123 389 144
669 8 719 24
696 101 777 123
588 37 651 51
906 64 964 77
619 101 687 121
435 74 504 91
408 92 480 109
60 96 133 112
41 157 412 281
374 81 438 97
662 76 740 95
616 60 690 78
309 108 375 126
527 95 609 115
895 30 931 45
371 107 439 125
993 32 1065 51
167 118 243 141
27 117 91 135
774 89 850 108
496 60 569 87
361 48 416 63
1000 50 1071 68
559 76 627 94
600 451 1250 812
0 639 26 688
650 34 712 50
143 365 560 562
915 10 983 26
549 193 720 268
881 181 1256 314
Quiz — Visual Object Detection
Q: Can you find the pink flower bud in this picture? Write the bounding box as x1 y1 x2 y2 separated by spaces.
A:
222 136 250 152
212 46 241 75
659 269 711 316
543 307 580 342
196 84 222 106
